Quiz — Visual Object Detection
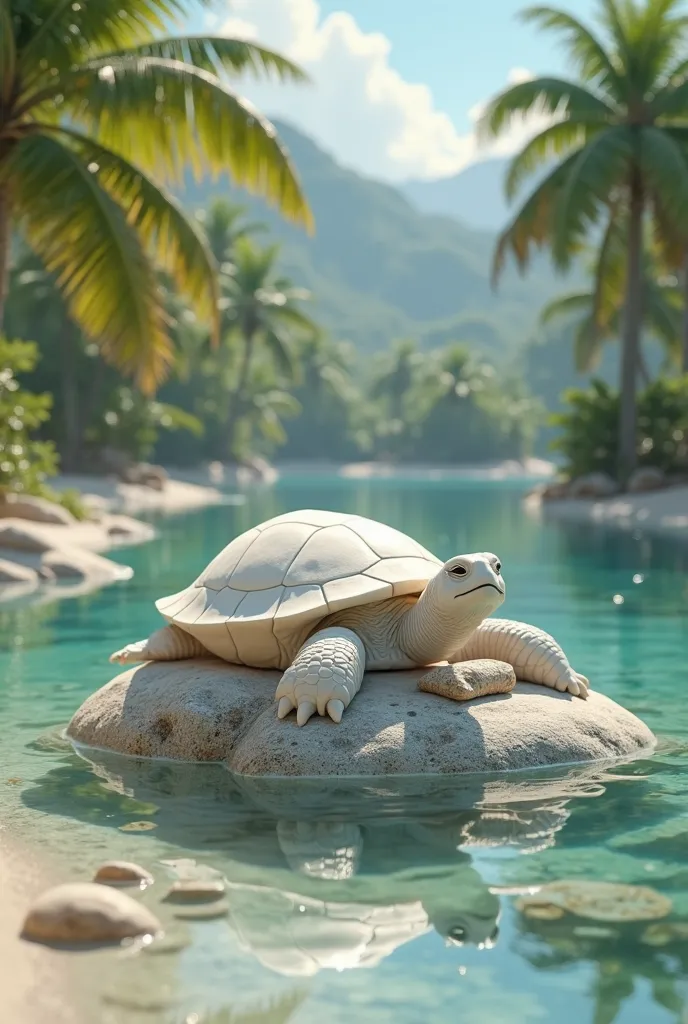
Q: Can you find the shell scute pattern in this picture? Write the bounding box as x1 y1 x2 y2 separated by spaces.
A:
156 512 443 669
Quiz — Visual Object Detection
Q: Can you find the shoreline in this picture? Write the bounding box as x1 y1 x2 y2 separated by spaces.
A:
0 834 96 1024
0 474 226 606
525 484 688 538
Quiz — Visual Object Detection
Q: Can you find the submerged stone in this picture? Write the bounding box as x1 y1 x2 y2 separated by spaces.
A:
21 882 161 945
93 861 153 887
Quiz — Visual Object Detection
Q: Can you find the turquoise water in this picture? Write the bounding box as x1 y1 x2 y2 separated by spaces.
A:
2 476 688 1023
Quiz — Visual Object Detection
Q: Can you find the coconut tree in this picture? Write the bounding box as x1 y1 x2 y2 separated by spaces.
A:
198 198 267 268
217 238 320 458
0 0 312 392
540 218 682 378
480 0 688 481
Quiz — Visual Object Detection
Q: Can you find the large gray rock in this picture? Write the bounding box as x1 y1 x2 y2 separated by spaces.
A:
67 660 655 776
68 660 276 761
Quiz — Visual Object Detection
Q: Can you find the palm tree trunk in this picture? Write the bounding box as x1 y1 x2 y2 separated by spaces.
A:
225 329 254 460
618 169 644 484
682 248 688 374
0 188 10 331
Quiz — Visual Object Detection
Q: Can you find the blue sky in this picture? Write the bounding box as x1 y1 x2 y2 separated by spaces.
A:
190 0 598 182
312 0 597 133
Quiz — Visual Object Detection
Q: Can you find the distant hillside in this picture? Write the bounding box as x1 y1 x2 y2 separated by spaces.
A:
402 159 511 231
179 122 576 359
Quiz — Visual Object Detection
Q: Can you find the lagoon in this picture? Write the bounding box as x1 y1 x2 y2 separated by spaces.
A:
2 475 688 1023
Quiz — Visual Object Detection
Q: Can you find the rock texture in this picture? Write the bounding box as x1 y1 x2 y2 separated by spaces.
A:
93 862 153 886
0 494 76 525
21 882 161 945
68 659 276 761
0 558 39 584
68 660 655 776
418 659 515 701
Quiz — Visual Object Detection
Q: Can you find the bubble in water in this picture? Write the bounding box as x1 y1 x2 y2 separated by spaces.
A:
633 574 644 584
613 594 624 605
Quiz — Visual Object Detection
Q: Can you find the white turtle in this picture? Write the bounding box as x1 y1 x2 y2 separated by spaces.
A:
110 509 589 726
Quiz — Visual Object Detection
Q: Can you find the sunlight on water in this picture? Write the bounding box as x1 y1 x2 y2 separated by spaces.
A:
2 476 688 1024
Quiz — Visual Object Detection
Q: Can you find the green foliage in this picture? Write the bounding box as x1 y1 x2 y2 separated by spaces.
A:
540 223 682 373
1 0 311 390
0 336 58 495
551 376 688 477
86 386 203 462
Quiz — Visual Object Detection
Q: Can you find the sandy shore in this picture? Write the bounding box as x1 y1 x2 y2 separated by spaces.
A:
274 457 556 480
0 835 97 1023
52 473 225 518
525 484 688 537
0 474 226 605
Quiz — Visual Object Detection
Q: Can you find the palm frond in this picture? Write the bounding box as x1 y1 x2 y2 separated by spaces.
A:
5 133 172 391
573 314 606 372
551 126 632 267
505 120 604 200
263 325 296 379
17 0 184 81
48 125 220 341
492 148 585 283
110 36 308 83
478 76 615 142
639 126 688 235
540 291 594 326
520 7 623 97
61 56 312 229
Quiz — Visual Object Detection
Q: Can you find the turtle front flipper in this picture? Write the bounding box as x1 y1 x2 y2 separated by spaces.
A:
275 628 366 726
450 619 589 699
109 624 208 665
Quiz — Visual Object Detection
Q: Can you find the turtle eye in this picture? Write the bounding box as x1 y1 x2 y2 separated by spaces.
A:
494 561 502 574
447 925 467 944
449 564 468 577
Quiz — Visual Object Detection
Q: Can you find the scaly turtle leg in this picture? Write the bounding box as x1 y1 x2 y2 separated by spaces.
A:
275 627 366 726
449 618 589 699
110 624 208 665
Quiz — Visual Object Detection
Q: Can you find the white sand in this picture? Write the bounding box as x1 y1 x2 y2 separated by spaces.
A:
0 835 96 1023
525 485 688 536
53 473 224 517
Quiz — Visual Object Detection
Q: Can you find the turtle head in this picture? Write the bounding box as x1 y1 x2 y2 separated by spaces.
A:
437 552 505 618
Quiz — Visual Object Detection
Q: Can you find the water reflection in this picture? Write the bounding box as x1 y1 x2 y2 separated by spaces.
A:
25 744 654 983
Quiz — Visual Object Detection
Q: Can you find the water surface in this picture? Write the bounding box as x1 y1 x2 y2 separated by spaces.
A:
2 476 688 1024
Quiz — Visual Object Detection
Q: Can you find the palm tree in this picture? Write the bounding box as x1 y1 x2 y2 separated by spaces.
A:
217 239 320 458
198 198 267 268
0 0 312 392
540 223 682 379
480 0 688 480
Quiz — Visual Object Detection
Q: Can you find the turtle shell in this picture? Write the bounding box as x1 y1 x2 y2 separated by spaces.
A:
156 509 441 669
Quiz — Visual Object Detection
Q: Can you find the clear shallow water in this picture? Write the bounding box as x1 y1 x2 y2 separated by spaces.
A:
2 476 688 1023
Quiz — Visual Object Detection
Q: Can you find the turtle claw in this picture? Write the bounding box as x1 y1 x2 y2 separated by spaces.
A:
297 701 317 727
109 641 148 665
326 699 345 723
277 696 294 720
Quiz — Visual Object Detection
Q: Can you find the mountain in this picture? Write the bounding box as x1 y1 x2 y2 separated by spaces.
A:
180 122 576 360
401 159 511 231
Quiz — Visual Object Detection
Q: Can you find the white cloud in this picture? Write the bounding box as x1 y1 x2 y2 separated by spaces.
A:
216 0 552 182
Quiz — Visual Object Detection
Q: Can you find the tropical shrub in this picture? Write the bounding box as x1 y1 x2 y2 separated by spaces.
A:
551 377 688 479
0 337 58 496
